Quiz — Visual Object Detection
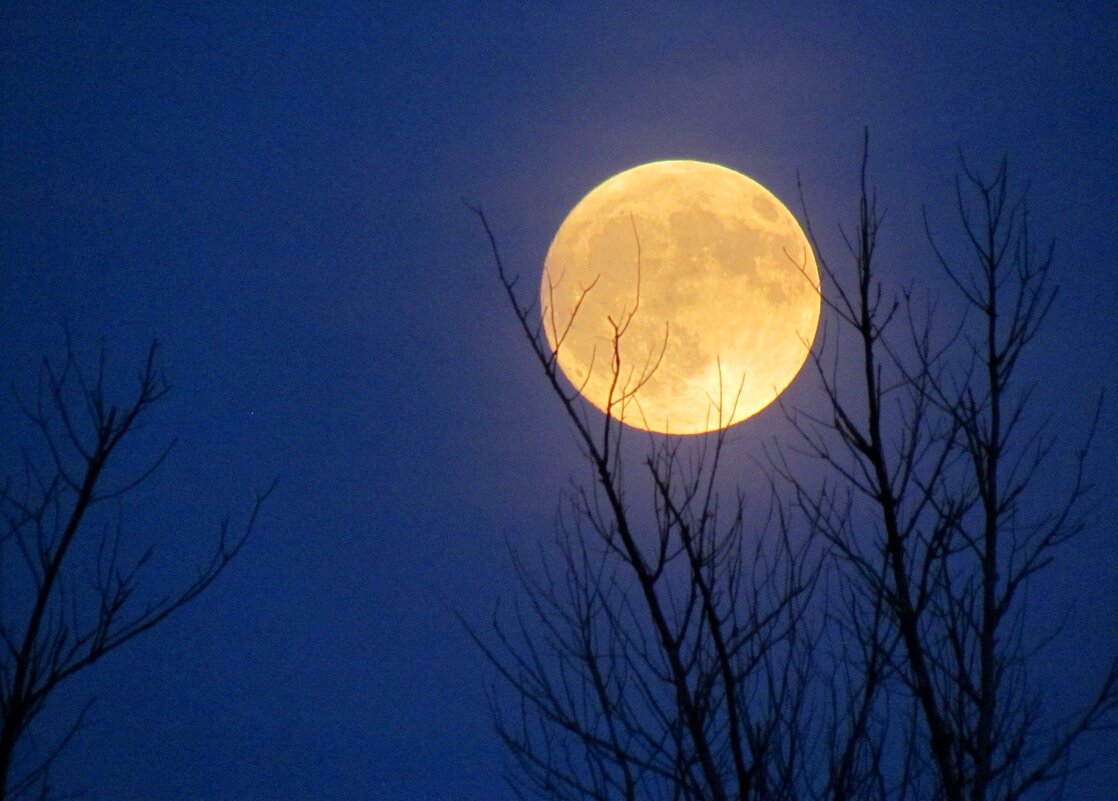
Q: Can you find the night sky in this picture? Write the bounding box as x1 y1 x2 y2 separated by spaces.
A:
2 3 1116 799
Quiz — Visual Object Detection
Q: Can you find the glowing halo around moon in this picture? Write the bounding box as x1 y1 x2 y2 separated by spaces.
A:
541 160 821 435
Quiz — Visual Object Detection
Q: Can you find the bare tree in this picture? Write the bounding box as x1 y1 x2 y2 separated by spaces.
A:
471 139 1116 801
776 136 1118 801
0 338 273 800
468 207 824 801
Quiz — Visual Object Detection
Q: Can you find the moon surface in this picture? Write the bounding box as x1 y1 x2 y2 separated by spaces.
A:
541 160 820 435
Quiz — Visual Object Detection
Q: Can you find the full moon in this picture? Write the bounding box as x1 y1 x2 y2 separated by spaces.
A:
541 160 820 435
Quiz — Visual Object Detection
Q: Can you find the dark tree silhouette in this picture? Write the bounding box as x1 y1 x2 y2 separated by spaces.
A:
471 139 1117 801
0 339 273 800
468 205 822 801
775 139 1118 801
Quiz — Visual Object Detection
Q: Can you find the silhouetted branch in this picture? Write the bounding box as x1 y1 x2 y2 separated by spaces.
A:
0 339 274 800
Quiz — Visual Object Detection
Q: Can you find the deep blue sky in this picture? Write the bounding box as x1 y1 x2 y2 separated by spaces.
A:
2 3 1115 799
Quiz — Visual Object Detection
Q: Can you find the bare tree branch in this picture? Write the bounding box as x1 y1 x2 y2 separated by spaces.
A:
0 339 274 800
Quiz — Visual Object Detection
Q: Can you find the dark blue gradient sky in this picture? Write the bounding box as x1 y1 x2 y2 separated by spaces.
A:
2 3 1116 799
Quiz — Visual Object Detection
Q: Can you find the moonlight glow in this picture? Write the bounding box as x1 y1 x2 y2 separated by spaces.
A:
541 160 821 435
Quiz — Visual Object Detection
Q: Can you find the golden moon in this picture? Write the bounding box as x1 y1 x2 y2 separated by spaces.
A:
541 160 820 435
